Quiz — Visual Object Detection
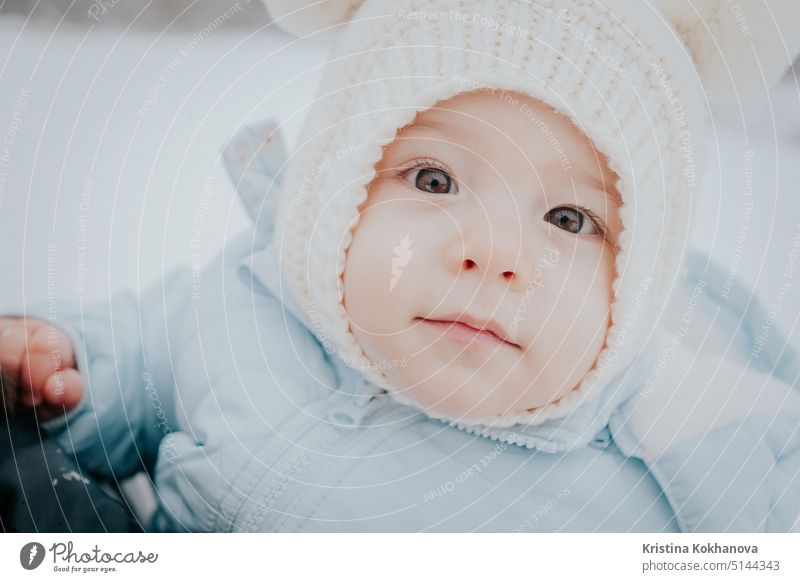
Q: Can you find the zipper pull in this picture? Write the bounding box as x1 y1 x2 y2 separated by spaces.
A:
590 426 612 450
327 395 385 427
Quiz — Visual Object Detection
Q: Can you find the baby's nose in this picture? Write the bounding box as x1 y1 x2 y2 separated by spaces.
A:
455 204 535 285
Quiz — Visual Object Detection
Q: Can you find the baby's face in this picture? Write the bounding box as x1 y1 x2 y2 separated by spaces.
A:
343 89 621 419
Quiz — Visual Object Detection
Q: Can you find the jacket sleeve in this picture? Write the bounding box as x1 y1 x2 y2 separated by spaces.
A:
9 259 195 480
145 231 339 532
609 340 800 532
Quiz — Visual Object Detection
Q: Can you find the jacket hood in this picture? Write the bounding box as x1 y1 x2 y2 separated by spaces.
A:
223 119 661 452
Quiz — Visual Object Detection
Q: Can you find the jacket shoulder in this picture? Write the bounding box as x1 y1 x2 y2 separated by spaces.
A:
169 230 338 438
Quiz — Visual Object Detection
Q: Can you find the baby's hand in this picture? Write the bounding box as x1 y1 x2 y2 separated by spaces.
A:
0 317 84 421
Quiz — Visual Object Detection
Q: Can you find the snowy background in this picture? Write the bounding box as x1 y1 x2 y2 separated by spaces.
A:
0 2 326 314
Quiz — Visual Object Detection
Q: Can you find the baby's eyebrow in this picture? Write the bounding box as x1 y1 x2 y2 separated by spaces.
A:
399 118 452 136
576 174 621 205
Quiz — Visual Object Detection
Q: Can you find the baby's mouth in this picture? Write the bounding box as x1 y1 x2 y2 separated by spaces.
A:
416 317 521 350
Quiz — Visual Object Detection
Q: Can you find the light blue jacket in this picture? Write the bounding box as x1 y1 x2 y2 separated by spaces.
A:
21 122 800 532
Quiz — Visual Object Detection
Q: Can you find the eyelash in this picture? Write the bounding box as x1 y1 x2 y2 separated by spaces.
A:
570 205 607 238
398 159 607 238
401 158 453 179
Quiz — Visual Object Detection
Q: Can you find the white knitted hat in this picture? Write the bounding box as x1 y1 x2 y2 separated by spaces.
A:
263 0 800 427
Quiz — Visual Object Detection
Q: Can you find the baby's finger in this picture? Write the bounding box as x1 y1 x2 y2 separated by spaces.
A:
0 317 36 378
32 323 76 368
50 327 76 369
20 323 75 397
18 384 44 407
43 368 83 409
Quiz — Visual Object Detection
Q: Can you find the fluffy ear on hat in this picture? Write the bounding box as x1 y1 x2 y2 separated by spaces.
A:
654 0 800 103
263 0 366 40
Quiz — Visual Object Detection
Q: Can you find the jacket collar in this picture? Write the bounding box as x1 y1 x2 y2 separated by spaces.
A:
445 342 659 453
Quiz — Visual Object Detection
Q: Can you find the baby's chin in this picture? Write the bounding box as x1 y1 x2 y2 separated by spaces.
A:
381 367 564 421
359 332 584 420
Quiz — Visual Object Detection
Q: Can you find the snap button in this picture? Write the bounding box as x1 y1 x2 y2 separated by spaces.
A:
328 410 356 426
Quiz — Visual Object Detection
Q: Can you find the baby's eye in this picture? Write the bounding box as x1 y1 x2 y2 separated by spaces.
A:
404 165 457 194
544 206 600 235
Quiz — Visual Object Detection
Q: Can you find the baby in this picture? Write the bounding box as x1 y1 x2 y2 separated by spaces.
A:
2 0 799 532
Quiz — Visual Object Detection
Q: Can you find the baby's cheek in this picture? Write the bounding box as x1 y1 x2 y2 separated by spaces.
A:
347 206 400 282
344 198 421 338
546 252 613 339
574 250 615 352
